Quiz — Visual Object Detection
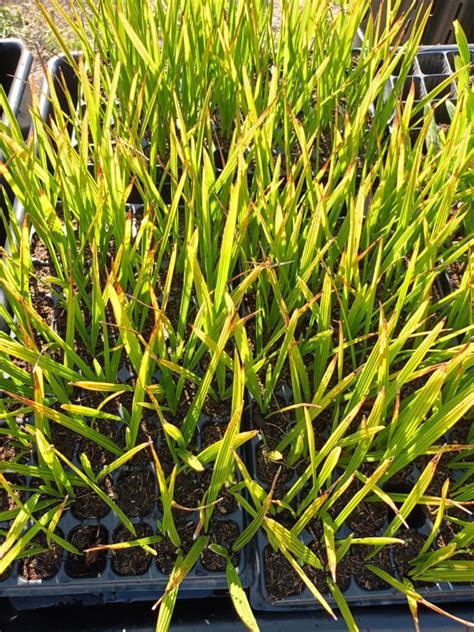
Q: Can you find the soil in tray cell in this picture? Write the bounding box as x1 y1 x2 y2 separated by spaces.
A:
383 481 427 529
414 453 459 498
20 531 63 581
72 476 115 520
254 405 296 493
328 467 387 536
171 382 199 424
256 443 293 494
0 433 32 465
112 523 154 576
306 541 351 594
115 416 159 466
201 520 240 572
450 414 472 445
200 421 229 447
130 418 159 465
0 474 25 513
50 424 77 461
155 521 196 575
116 470 155 518
446 260 467 292
398 373 430 400
254 402 292 450
346 499 387 536
66 525 108 578
417 53 447 75
391 529 432 587
436 507 473 551
79 420 124 473
201 397 232 420
203 411 279 507
199 468 237 514
352 544 392 591
155 272 195 336
170 462 237 516
264 545 304 602
173 470 205 512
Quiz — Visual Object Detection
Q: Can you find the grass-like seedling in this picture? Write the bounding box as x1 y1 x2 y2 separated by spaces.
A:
0 1 473 630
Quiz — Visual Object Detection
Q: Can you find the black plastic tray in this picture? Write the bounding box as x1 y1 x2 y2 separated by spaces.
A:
246 368 472 613
0 39 32 241
0 53 252 608
250 519 473 613
2 595 474 631
385 45 474 128
0 412 251 609
0 39 32 119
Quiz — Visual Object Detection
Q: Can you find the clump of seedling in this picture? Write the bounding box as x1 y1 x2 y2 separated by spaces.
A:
0 1 473 631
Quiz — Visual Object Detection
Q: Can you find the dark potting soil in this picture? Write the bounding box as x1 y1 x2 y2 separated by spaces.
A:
199 469 238 514
446 260 466 291
0 474 25 513
200 421 227 448
50 424 77 461
311 406 334 441
384 464 416 487
79 390 128 414
242 292 258 353
254 401 291 450
307 518 324 542
201 520 240 571
436 507 471 546
155 438 175 478
333 463 388 536
20 532 63 581
264 545 304 602
79 420 123 473
391 529 431 587
414 453 454 497
121 417 159 466
29 230 123 367
326 467 386 534
66 525 108 578
29 234 67 352
325 484 351 522
399 374 430 401
173 470 205 511
155 521 195 575
202 397 232 420
434 510 473 587
0 433 31 465
71 477 115 520
352 545 392 591
111 389 135 416
383 481 427 530
256 444 293 494
254 400 296 492
307 541 351 594
242 295 303 370
155 272 191 334
172 465 237 515
112 523 153 576
116 469 155 517
347 500 387 536
173 381 199 424
273 360 292 393
450 415 472 445
30 233 50 263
